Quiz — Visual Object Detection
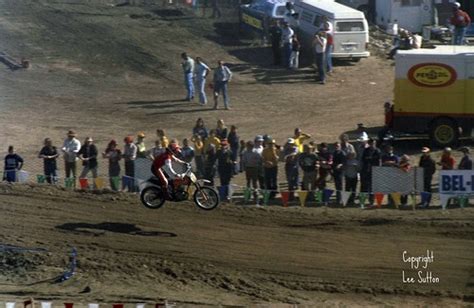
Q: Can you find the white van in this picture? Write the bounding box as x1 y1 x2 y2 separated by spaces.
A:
293 0 370 61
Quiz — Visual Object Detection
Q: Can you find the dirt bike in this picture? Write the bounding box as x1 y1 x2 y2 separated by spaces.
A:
140 163 219 210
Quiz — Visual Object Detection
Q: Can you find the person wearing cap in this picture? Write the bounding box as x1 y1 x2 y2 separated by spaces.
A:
212 60 233 110
242 141 263 204
103 140 122 191
136 132 147 159
450 2 471 45
312 31 327 84
419 147 435 207
217 139 234 201
78 137 99 186
284 139 299 199
123 136 138 191
262 139 280 199
437 147 455 170
62 130 81 181
38 138 59 184
3 146 24 183
298 144 319 196
293 128 311 153
152 143 188 199
181 52 195 101
281 22 294 68
360 138 381 206
458 147 472 170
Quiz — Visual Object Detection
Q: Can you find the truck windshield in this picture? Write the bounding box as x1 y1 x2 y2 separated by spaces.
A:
336 21 364 32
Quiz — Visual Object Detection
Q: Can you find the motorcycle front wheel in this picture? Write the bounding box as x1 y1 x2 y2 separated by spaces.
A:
193 186 219 210
140 186 166 209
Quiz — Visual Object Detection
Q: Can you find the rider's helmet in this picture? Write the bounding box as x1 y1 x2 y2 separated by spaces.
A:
166 143 181 156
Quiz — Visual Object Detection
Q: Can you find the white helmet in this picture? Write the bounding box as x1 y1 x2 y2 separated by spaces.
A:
454 2 461 8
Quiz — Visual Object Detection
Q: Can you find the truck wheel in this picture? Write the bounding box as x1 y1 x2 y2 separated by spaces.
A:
430 118 459 147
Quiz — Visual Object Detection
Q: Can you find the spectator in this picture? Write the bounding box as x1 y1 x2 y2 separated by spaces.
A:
253 135 265 189
298 144 319 196
242 141 262 204
215 119 228 139
238 139 246 173
123 135 137 191
191 135 205 177
332 142 346 204
78 137 99 185
38 138 59 184
450 2 471 45
181 52 195 101
290 34 301 69
156 129 169 148
228 125 240 169
419 147 435 207
387 29 413 59
360 138 381 206
321 16 333 73
281 21 294 68
149 139 165 160
343 152 359 205
458 147 472 170
316 142 333 190
103 140 122 191
313 31 327 84
284 139 299 200
213 60 233 110
61 130 81 181
339 133 356 156
217 139 234 201
204 129 221 152
381 145 399 167
204 144 217 186
136 131 147 158
294 128 311 153
269 20 282 65
3 146 23 183
437 147 455 170
192 118 209 141
398 154 411 205
262 139 280 199
181 138 195 164
195 57 211 105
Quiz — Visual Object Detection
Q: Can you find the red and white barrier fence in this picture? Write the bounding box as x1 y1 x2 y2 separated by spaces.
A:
3 301 175 308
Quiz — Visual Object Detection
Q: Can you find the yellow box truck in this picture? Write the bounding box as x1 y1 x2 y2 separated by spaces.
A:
385 46 474 146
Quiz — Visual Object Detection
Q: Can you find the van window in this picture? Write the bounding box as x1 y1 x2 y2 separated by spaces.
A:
313 15 322 27
336 21 364 32
275 5 287 16
300 11 314 23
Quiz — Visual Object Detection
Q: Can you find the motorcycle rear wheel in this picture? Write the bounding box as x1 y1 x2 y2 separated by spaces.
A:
140 186 166 209
193 186 219 210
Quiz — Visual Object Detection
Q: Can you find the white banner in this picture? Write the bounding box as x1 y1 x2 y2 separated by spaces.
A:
439 170 474 195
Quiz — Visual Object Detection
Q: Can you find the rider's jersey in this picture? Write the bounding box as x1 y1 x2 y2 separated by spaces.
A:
152 152 182 179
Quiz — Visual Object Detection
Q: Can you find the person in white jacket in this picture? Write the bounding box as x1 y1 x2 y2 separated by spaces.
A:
62 130 81 180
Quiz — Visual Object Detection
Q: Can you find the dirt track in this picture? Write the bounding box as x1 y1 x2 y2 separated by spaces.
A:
0 1 473 306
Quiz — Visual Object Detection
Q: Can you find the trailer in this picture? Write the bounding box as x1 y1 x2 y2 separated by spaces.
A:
384 46 474 147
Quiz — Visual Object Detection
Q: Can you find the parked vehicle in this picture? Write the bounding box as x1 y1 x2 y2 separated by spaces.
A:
239 0 289 34
140 164 219 210
293 0 370 61
383 46 474 146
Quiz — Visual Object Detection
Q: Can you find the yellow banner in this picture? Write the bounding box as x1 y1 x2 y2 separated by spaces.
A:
298 191 308 207
242 13 263 30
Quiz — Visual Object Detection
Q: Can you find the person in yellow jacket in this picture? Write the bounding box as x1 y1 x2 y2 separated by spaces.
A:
156 129 169 148
191 135 205 177
204 129 221 152
136 131 147 158
262 139 281 199
294 128 311 153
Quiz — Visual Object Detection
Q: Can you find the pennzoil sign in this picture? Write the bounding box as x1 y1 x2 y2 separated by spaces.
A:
408 63 457 88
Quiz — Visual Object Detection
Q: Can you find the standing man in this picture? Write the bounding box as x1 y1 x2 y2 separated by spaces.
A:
3 146 23 183
458 147 472 170
213 60 233 110
62 130 81 181
181 52 195 101
321 16 334 73
313 31 327 84
298 144 319 196
332 142 346 204
195 57 211 105
123 135 137 192
450 2 471 45
78 137 99 183
269 20 282 65
360 139 381 206
281 21 294 68
262 139 279 199
38 138 59 184
419 147 436 208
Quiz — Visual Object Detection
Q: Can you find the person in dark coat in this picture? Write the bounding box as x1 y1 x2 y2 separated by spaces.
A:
227 125 240 172
38 138 59 184
419 147 436 207
360 139 381 205
269 20 282 65
332 142 347 204
217 139 234 201
458 147 473 170
204 144 217 186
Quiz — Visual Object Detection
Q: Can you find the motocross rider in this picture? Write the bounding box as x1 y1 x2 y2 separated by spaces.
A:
152 143 188 198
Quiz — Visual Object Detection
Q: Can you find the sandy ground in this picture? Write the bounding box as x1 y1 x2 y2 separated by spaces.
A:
0 0 473 306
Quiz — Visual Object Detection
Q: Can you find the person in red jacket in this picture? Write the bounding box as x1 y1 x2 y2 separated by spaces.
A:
450 2 471 45
152 144 187 198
